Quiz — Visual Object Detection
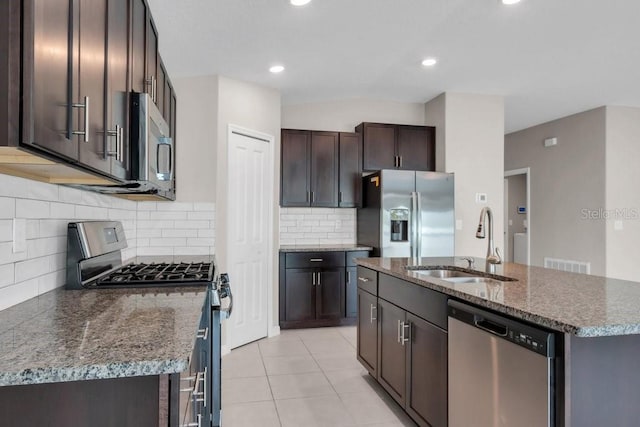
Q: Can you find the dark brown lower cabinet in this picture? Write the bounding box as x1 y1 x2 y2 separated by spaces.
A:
357 288 378 377
406 313 448 427
283 267 345 326
377 298 408 406
357 267 448 427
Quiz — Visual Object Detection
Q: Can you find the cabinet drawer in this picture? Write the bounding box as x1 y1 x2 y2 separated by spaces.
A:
378 273 447 330
346 250 370 266
356 266 378 295
285 251 345 269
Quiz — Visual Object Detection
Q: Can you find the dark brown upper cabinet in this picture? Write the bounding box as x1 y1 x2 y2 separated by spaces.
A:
356 122 436 172
130 0 160 106
338 132 362 207
105 0 131 180
24 0 77 160
280 129 339 207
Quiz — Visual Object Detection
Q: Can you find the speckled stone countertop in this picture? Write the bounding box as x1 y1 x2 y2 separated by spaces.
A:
357 257 640 338
280 244 373 252
0 286 207 387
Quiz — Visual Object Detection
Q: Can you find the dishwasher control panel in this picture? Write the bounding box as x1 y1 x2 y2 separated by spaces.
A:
448 301 555 357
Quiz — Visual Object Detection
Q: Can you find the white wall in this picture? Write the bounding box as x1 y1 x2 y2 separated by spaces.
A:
282 98 426 132
173 76 218 203
426 93 505 258
605 106 640 281
505 107 607 274
214 75 281 334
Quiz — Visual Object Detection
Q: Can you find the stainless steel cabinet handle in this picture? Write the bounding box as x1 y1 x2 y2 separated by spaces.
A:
312 272 316 286
397 320 401 344
311 191 315 203
118 125 124 162
339 191 343 203
106 124 121 160
401 322 410 346
317 272 321 286
197 327 208 340
346 271 350 284
307 191 310 202
399 156 403 168
71 96 90 142
370 304 377 323
358 277 370 282
310 258 324 262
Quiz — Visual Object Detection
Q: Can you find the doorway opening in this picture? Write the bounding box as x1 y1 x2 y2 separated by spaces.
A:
504 168 530 265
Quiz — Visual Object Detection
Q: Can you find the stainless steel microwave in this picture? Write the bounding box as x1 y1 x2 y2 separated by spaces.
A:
129 92 174 194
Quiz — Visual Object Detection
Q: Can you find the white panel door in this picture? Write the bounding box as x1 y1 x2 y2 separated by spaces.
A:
227 127 273 348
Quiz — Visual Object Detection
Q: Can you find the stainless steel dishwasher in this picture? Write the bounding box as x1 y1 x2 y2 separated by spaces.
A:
448 300 555 427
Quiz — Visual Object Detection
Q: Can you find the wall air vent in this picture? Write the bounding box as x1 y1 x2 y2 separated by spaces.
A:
544 257 591 274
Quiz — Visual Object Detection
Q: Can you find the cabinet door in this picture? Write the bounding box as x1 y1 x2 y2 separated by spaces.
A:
280 129 311 207
105 0 130 179
75 0 110 175
157 60 166 118
316 268 344 319
345 266 357 318
377 299 407 407
405 314 447 427
130 0 148 94
30 0 77 159
284 269 315 322
338 132 361 207
146 18 159 105
361 123 396 171
310 131 338 207
357 289 378 376
396 125 435 171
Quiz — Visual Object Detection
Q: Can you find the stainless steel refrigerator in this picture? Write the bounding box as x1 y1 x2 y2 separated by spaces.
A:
357 170 455 258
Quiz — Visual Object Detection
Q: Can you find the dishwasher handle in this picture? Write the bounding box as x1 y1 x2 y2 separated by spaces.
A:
474 316 508 337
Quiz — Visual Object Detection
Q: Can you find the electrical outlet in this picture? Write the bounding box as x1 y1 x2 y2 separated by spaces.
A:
13 218 26 253
335 220 342 228
614 220 624 231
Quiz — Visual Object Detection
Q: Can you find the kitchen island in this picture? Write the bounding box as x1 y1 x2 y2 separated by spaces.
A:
0 286 208 426
356 256 640 427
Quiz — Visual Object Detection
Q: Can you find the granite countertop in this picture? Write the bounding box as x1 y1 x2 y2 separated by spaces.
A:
357 256 640 338
280 244 373 252
0 286 208 387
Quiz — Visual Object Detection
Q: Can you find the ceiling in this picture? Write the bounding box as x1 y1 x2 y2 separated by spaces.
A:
148 0 640 133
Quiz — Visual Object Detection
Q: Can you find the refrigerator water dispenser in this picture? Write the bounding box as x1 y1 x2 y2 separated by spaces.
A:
390 208 409 241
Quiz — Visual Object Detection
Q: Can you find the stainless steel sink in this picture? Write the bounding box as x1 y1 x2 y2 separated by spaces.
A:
441 277 493 284
406 266 517 282
411 269 476 279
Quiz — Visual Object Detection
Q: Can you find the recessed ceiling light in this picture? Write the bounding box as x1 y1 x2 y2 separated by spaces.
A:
269 65 285 73
421 58 438 67
290 0 311 6
501 0 521 4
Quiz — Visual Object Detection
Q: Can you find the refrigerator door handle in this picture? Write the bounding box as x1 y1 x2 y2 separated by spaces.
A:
417 191 422 261
410 191 419 264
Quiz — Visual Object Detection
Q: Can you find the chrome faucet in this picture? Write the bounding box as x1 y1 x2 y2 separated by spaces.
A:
476 207 501 265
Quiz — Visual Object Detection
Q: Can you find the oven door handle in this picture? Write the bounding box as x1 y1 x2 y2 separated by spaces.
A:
221 282 233 320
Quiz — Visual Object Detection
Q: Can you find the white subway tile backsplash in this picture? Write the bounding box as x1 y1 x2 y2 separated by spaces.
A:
280 207 356 245
0 197 16 219
0 220 12 242
149 211 188 220
15 257 51 283
16 199 50 218
0 172 216 311
0 263 15 288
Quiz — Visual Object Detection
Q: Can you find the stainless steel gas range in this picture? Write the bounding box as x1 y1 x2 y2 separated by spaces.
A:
66 221 231 427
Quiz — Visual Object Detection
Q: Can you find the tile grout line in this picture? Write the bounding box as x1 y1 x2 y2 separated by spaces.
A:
258 339 284 427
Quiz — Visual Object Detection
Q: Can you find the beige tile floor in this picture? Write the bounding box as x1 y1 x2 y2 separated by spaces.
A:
221 326 417 427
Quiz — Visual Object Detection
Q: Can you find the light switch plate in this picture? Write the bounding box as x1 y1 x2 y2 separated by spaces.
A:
13 218 27 253
475 193 487 203
456 220 463 230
